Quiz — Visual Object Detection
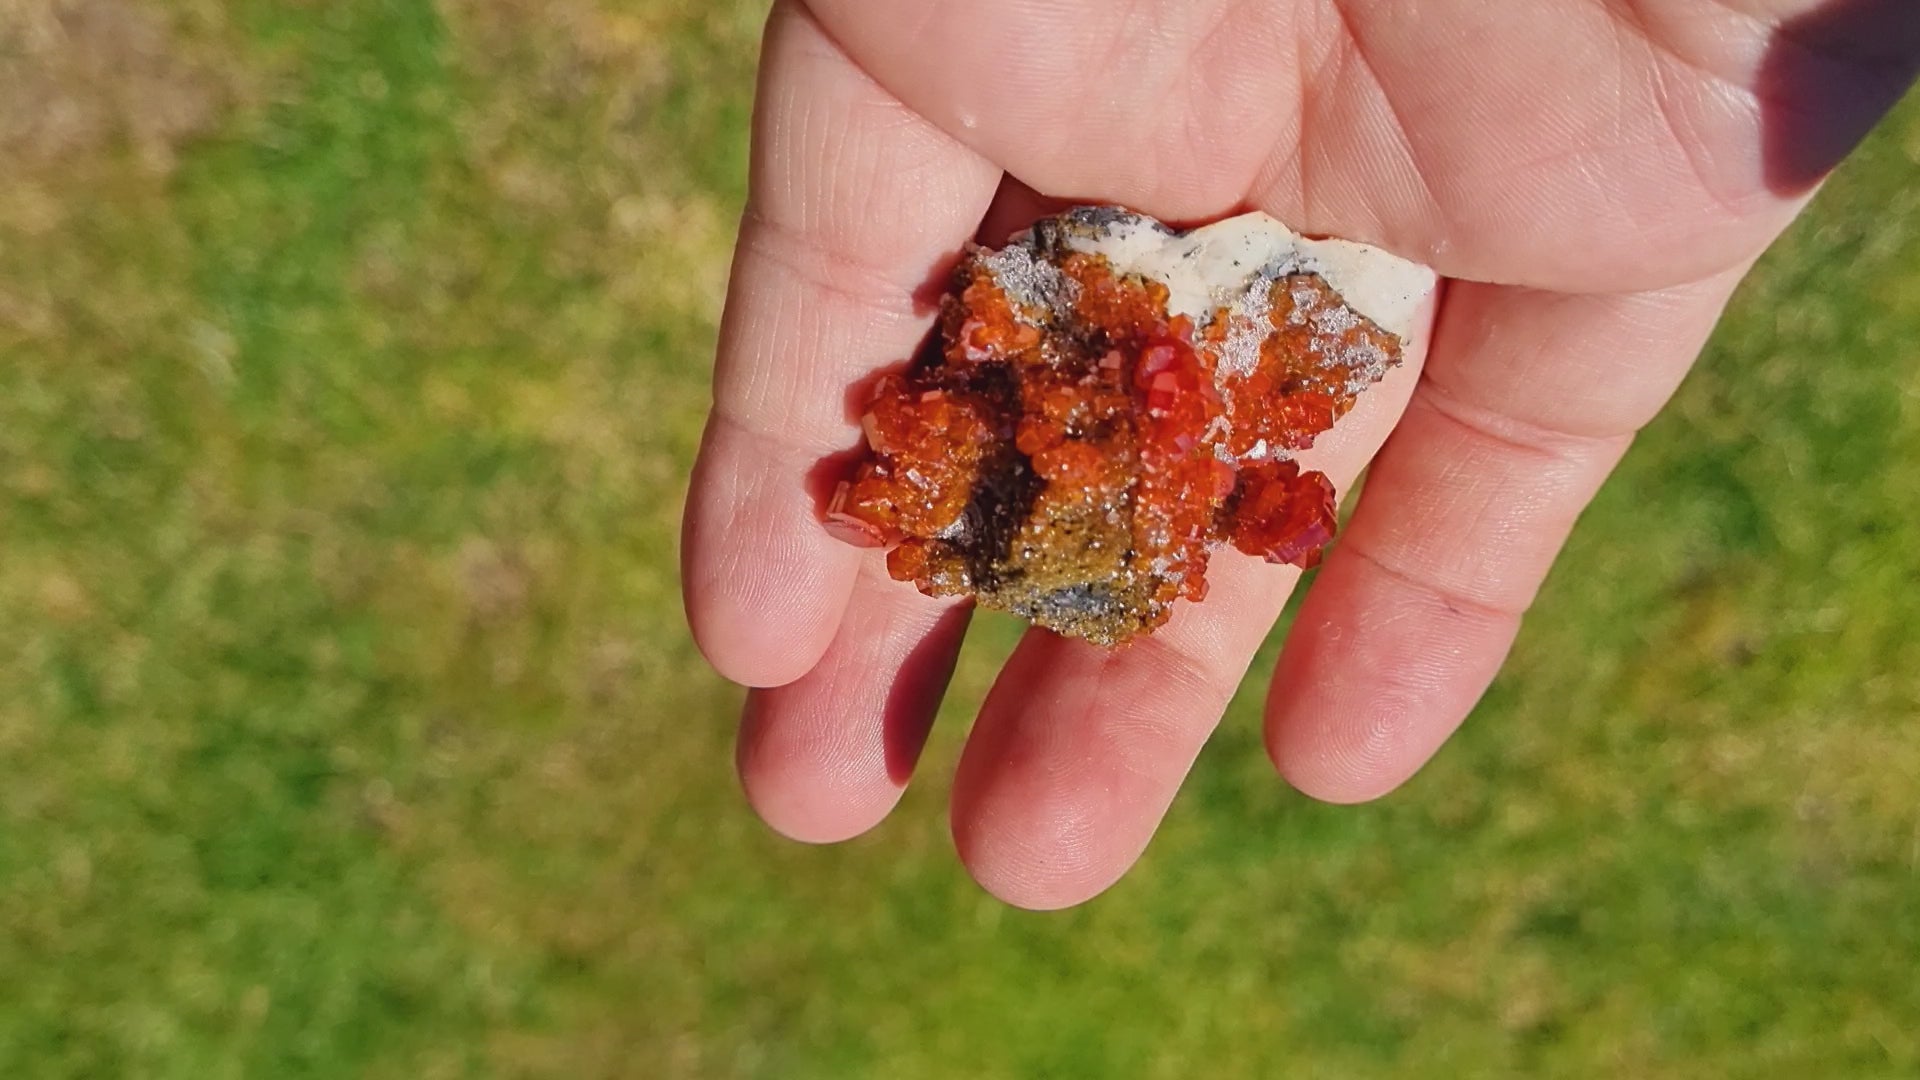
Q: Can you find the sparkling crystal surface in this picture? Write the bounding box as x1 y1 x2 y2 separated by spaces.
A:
827 209 1426 645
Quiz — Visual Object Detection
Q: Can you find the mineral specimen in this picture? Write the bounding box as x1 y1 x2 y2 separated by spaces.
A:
825 208 1435 646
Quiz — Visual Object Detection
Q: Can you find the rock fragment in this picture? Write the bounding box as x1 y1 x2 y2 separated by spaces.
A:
827 208 1435 645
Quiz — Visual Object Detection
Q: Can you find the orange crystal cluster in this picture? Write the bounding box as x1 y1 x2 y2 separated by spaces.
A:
824 212 1406 645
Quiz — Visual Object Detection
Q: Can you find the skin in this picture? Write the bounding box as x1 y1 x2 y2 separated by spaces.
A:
683 0 1920 909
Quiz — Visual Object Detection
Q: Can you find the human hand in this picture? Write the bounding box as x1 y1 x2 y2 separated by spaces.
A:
683 0 1920 908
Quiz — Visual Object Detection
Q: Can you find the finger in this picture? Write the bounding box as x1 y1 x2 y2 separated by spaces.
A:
806 0 1816 294
737 555 971 843
804 0 1301 218
734 176 1098 843
683 0 1001 687
951 559 1302 910
952 291 1439 910
1268 270 1749 802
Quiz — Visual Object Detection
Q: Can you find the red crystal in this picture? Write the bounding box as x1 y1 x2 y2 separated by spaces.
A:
1230 460 1340 570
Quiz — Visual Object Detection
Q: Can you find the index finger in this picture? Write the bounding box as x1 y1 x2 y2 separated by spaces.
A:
682 0 1000 687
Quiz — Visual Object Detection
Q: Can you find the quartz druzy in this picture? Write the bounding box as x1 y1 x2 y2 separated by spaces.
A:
825 208 1435 646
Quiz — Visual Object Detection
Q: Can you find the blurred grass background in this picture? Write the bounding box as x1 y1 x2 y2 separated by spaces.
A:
1 1 1916 1076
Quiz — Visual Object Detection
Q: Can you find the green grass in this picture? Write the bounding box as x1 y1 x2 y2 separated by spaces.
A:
1 2 1916 1076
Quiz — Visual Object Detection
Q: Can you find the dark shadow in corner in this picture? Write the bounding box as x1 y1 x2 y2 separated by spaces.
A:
1759 0 1920 197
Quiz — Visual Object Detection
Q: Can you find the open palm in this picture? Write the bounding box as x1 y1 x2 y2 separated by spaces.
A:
684 0 1919 908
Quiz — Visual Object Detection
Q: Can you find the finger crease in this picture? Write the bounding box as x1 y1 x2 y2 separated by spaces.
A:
1341 539 1530 624
739 205 928 321
712 403 856 460
1415 375 1639 461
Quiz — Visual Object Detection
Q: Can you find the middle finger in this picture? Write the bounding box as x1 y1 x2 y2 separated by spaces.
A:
950 292 1437 908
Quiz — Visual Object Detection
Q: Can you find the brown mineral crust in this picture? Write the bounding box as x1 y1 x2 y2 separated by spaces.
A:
827 218 1407 646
